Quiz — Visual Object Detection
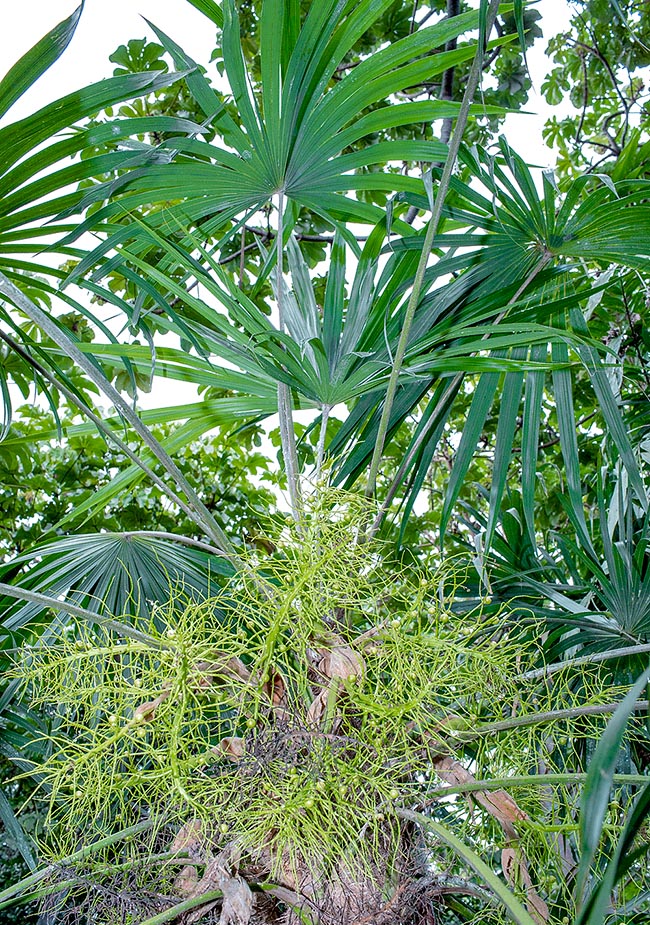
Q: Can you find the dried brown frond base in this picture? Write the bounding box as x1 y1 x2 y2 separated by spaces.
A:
40 831 461 925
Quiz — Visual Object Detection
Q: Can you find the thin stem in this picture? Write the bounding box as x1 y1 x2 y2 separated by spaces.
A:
0 272 232 553
621 279 650 389
138 882 316 925
0 853 194 912
0 820 154 907
315 404 331 483
521 643 650 681
439 0 461 146
0 582 166 647
454 700 650 742
424 771 650 800
239 226 246 284
274 190 302 523
365 0 501 499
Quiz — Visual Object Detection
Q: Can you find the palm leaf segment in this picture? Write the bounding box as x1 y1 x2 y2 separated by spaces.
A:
0 6 196 281
0 532 233 636
453 479 650 658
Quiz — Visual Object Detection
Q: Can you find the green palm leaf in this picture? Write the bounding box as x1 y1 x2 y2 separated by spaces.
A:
60 0 511 267
1 533 233 637
0 3 83 119
0 14 201 439
334 138 650 541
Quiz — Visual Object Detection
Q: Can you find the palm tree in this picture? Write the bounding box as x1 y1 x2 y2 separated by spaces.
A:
1 2 650 923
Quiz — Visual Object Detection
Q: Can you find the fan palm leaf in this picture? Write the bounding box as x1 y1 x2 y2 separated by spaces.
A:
331 139 650 545
0 5 201 438
60 0 512 274
0 532 233 639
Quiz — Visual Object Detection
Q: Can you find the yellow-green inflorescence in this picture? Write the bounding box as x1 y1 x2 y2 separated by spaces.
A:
14 493 631 915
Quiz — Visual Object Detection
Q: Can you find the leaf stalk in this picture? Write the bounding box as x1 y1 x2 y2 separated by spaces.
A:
365 0 502 499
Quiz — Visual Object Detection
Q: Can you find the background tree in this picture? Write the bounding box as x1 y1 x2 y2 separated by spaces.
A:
542 0 650 177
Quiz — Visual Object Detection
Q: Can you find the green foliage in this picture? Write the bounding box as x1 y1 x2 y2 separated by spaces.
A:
0 407 275 556
0 761 39 925
60 0 504 279
1 1 650 922
0 3 83 120
574 667 650 920
7 494 645 923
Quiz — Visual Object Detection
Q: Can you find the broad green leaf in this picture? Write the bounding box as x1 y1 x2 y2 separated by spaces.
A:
144 19 247 150
0 3 83 119
569 306 647 509
574 667 650 909
576 782 650 925
0 581 163 645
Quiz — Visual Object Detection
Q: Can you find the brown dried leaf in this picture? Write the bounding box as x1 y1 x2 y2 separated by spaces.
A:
185 856 229 924
480 788 529 832
225 656 251 682
174 864 199 896
306 690 329 727
193 656 252 688
170 819 203 856
184 895 221 923
192 661 218 690
501 846 517 883
319 645 365 681
133 690 169 723
433 757 527 836
221 876 253 925
263 667 287 708
527 889 550 924
185 852 253 925
501 846 549 924
216 737 245 761
188 854 230 896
